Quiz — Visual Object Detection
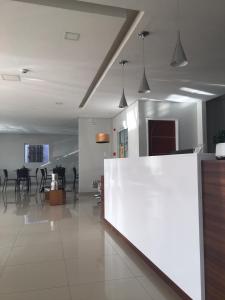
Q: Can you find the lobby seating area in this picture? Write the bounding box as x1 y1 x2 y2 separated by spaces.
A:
2 167 33 193
2 167 75 194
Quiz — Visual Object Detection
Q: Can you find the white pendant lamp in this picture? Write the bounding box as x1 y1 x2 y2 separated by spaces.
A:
118 60 128 108
170 0 188 67
138 31 151 94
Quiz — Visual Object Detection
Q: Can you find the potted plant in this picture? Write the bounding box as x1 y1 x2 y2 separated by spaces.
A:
214 130 225 159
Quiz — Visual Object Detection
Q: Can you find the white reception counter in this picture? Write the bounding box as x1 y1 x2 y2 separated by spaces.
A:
104 153 214 300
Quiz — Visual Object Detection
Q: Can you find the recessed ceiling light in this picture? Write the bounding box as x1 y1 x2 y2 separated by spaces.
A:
180 87 215 96
1 74 21 81
139 97 162 101
23 78 44 82
166 94 201 103
55 102 63 105
64 32 80 41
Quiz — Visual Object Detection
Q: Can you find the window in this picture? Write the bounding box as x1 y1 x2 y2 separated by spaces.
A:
24 144 49 163
118 128 128 158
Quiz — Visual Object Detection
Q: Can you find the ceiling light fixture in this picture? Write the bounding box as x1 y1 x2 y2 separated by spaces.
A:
64 32 80 41
139 97 162 101
180 87 215 96
170 0 188 67
23 78 44 82
55 102 63 105
118 60 128 109
21 68 30 74
166 94 200 103
138 31 151 94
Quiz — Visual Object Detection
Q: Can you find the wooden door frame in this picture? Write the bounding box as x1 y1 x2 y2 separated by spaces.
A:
145 118 179 156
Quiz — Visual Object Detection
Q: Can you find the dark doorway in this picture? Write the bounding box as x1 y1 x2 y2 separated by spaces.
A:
148 120 176 156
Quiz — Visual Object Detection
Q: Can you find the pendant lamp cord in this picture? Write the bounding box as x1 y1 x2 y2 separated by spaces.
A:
142 36 145 69
121 62 125 92
122 63 124 91
119 60 128 92
177 0 180 31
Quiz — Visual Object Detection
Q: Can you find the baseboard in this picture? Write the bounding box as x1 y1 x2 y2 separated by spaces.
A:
78 192 96 196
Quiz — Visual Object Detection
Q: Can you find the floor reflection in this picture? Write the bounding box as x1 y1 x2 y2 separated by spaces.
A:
0 189 181 300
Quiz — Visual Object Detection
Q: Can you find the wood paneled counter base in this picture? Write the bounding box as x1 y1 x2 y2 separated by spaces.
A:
202 160 225 300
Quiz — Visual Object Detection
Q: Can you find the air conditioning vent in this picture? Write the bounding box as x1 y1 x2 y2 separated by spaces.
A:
1 74 21 81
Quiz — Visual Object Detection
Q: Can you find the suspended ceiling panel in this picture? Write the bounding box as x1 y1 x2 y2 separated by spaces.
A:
0 0 127 133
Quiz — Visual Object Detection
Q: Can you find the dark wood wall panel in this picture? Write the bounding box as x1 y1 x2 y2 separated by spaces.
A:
148 120 176 156
202 160 225 300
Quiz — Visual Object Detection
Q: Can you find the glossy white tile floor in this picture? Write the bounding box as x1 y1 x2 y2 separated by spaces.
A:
0 189 182 300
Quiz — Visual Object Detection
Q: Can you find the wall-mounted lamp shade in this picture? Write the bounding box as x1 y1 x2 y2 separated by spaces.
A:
138 68 151 93
170 31 188 67
119 88 128 108
96 133 110 143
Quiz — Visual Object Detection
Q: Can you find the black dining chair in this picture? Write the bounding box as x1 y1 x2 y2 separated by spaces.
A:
59 167 66 189
17 168 30 192
73 167 77 191
29 168 39 186
44 168 51 179
39 168 51 192
2 169 18 192
39 169 45 192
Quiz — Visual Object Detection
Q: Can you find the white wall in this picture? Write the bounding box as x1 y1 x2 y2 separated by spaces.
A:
78 118 112 193
112 100 199 158
112 101 139 157
139 100 199 156
104 154 214 300
197 101 207 151
0 133 78 181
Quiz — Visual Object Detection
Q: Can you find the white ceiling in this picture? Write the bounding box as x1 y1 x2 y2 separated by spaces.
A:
0 0 225 133
0 0 125 133
82 0 225 117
